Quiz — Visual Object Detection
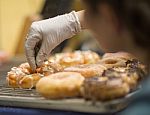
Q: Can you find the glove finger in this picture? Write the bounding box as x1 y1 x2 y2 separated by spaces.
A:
25 36 40 71
36 41 52 67
25 47 36 71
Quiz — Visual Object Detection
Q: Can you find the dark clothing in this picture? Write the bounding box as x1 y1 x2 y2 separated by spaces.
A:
40 0 74 53
41 0 73 19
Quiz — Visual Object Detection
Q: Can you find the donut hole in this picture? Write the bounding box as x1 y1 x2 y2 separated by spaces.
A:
105 60 118 64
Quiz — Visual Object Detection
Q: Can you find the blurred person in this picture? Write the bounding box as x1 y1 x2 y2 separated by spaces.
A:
25 0 150 115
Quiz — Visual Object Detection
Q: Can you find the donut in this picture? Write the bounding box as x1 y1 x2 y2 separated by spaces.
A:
126 59 147 76
7 67 42 89
48 51 84 67
36 72 85 99
48 50 101 67
48 53 64 63
19 62 33 74
36 61 63 76
102 65 145 91
82 77 130 101
121 73 139 91
98 57 127 68
81 50 101 64
59 51 85 67
102 52 135 60
64 64 106 78
6 61 63 89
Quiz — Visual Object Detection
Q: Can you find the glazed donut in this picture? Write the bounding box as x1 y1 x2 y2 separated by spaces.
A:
126 59 147 76
48 50 101 67
82 50 101 64
7 67 25 88
98 57 127 69
17 74 41 89
64 64 106 78
59 51 85 67
7 61 64 89
36 72 85 99
19 62 33 74
48 53 63 63
102 52 135 60
82 77 130 101
7 67 42 89
103 65 144 91
36 61 63 76
121 73 139 91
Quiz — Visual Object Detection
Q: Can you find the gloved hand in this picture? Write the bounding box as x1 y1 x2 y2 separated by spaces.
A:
25 11 81 71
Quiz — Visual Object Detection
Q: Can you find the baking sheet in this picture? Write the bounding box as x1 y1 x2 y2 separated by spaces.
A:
0 83 139 113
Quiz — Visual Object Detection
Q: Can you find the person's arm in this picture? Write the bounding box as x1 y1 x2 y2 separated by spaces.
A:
76 10 86 29
25 10 85 71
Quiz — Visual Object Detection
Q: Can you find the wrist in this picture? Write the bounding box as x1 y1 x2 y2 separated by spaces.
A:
75 10 86 29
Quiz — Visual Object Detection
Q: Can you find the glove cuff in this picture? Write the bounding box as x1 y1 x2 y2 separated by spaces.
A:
70 11 82 34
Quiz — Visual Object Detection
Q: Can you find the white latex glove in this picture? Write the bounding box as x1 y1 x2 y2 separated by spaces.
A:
25 11 81 70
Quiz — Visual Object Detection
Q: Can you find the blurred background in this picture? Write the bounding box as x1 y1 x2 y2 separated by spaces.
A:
0 0 102 65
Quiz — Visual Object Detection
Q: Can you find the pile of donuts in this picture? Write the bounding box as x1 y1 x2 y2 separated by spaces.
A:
7 50 147 101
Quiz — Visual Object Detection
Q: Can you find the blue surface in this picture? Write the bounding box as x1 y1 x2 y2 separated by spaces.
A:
0 106 104 115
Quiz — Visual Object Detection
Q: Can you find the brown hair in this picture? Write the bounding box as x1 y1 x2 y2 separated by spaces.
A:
83 0 150 50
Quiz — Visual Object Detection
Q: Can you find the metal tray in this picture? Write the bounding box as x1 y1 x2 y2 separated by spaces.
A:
0 83 139 114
